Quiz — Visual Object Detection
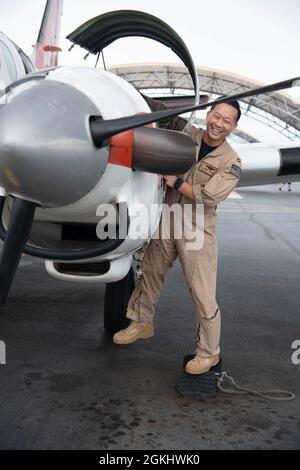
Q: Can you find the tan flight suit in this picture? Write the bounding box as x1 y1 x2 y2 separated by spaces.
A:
126 122 241 356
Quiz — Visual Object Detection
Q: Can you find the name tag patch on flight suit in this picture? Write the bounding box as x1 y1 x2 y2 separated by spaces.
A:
229 164 241 178
199 161 217 177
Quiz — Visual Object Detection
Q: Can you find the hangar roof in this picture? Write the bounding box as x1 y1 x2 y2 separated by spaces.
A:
108 63 300 142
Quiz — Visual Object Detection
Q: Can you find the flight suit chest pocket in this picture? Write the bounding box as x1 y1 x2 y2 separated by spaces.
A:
196 161 218 183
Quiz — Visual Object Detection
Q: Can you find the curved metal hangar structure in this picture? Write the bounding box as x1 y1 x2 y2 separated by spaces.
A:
107 64 300 143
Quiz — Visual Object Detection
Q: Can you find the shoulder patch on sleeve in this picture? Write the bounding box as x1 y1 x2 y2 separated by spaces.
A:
229 164 241 178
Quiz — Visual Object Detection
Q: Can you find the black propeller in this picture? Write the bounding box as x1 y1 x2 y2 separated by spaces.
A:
90 76 299 147
0 198 36 308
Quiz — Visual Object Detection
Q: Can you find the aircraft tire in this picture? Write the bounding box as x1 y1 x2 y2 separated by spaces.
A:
104 267 135 336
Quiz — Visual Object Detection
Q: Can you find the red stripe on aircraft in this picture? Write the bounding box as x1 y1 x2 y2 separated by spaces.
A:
108 130 134 168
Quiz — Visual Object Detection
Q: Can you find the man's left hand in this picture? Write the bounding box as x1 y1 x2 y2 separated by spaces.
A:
163 175 177 188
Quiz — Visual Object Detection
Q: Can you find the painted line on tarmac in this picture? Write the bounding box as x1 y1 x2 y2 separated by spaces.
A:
219 207 300 212
228 191 243 199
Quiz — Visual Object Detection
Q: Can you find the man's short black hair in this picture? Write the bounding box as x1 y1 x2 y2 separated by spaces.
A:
210 97 241 123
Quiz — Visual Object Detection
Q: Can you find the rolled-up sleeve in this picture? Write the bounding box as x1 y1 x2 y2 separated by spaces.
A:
192 160 242 206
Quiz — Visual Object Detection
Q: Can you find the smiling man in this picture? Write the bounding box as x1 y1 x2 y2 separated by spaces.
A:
205 102 239 144
113 99 242 376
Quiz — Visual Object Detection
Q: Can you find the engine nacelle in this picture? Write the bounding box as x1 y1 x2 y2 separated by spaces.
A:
0 66 151 209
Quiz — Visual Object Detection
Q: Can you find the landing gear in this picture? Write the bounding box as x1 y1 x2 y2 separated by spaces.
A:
104 267 135 336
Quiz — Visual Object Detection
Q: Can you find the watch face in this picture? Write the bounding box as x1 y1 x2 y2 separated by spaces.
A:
175 178 183 189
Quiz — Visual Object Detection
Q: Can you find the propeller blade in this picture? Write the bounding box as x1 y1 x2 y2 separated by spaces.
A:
0 198 36 308
90 76 299 147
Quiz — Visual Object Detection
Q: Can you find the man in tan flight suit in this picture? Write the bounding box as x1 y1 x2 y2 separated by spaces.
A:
113 99 242 375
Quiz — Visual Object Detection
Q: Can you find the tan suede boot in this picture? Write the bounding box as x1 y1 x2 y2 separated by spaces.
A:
185 355 219 375
113 321 154 345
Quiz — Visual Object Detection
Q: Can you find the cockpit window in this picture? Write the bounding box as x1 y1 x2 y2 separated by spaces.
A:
18 48 35 74
0 40 17 82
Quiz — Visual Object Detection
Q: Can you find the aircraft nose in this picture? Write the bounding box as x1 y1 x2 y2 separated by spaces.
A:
0 78 106 207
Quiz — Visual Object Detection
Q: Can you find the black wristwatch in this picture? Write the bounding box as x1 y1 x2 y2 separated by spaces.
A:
173 177 184 190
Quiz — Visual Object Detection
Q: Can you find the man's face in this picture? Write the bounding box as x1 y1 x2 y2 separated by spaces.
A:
205 103 238 145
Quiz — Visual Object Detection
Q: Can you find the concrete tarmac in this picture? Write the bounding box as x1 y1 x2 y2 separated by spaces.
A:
0 184 299 450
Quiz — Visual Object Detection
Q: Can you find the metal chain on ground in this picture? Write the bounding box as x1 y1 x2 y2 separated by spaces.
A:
215 371 295 401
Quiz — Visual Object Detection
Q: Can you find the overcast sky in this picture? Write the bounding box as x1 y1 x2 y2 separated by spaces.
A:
1 0 299 142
